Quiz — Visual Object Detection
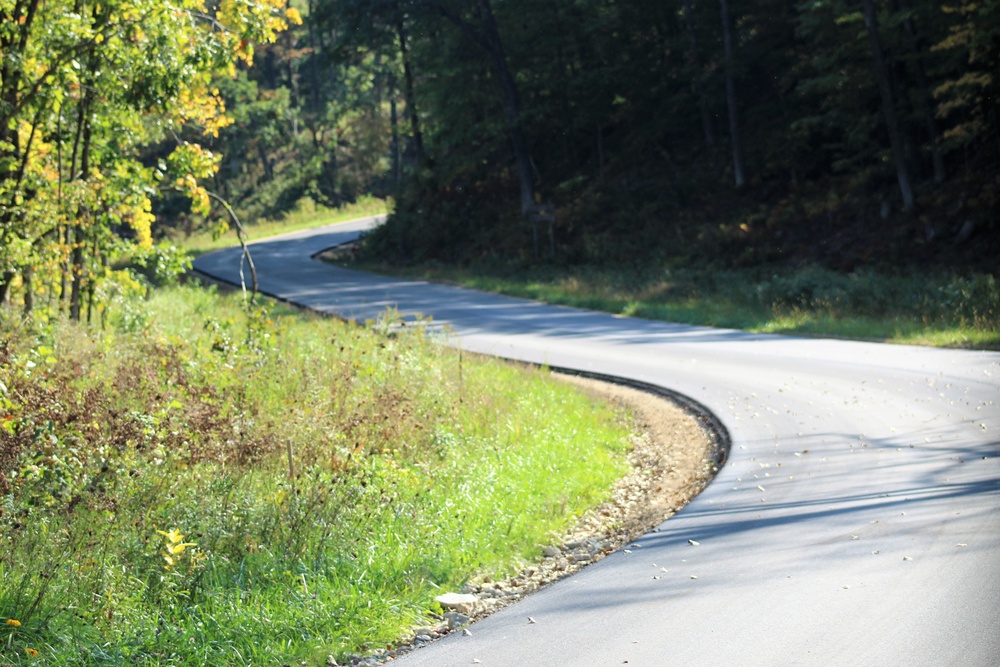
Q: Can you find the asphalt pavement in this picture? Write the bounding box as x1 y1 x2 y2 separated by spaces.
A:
194 217 1000 667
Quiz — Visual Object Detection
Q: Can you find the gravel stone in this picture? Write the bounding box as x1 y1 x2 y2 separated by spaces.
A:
445 612 471 629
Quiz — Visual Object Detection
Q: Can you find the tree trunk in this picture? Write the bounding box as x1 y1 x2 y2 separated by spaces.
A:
68 224 85 321
474 0 535 214
718 0 745 188
396 18 427 166
862 0 915 210
306 0 322 116
59 224 69 307
430 0 536 213
257 142 274 180
0 0 40 219
895 0 945 183
389 72 401 185
69 95 93 322
21 265 33 317
684 0 715 147
0 271 14 313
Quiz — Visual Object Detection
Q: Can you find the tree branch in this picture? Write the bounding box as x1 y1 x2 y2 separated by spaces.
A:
205 191 258 303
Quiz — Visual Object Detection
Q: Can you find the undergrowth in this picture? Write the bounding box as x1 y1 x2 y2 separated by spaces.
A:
0 285 629 665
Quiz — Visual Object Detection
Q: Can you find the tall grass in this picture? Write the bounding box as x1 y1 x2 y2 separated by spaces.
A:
347 262 1000 349
0 286 629 665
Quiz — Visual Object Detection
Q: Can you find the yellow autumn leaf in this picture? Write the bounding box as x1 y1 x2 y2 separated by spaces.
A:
166 542 197 555
157 528 185 543
285 7 302 25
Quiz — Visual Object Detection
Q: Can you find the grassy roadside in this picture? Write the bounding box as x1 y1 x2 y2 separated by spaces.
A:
337 259 1000 349
168 198 996 349
0 286 631 665
169 195 388 256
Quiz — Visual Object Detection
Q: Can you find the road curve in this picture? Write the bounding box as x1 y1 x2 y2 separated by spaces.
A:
194 217 1000 667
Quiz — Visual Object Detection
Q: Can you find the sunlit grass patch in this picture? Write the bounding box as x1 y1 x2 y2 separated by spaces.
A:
0 285 629 665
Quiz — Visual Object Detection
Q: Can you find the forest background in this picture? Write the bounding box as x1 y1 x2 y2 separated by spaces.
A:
2 0 999 327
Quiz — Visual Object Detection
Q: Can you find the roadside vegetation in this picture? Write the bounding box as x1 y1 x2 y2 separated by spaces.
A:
341 258 1000 349
169 196 389 257
0 285 631 665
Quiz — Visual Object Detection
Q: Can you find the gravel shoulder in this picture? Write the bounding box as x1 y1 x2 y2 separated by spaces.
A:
363 373 721 666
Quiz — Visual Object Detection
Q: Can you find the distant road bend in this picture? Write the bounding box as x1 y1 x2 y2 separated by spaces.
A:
194 216 1000 667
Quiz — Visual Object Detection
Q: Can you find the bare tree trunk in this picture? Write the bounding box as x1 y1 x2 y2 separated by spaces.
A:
684 0 715 147
206 191 258 301
862 0 915 210
718 0 745 188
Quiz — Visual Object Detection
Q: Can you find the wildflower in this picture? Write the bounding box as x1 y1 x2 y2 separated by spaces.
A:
5 619 20 627
25 646 39 657
157 528 185 544
157 528 197 570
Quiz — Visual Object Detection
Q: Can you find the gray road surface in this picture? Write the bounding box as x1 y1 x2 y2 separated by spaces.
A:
194 217 1000 667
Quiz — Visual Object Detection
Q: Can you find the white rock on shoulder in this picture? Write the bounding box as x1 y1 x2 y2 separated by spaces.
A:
435 592 479 612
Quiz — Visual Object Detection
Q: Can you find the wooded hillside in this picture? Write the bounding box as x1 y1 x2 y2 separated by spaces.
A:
3 0 998 321
236 0 996 270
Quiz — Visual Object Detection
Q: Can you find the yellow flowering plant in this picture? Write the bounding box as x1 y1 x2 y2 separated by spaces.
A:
156 528 200 571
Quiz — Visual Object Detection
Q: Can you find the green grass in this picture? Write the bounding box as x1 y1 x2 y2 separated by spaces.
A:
170 195 389 256
340 261 1000 349
0 285 630 665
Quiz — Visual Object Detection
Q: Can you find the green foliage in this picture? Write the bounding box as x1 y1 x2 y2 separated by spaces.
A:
0 0 300 323
301 0 998 268
931 1 1000 157
134 244 194 287
0 285 630 664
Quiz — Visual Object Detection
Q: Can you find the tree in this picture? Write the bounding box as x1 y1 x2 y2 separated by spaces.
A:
0 0 300 320
862 0 915 209
931 1 1000 169
683 0 716 148
718 0 746 188
418 0 537 214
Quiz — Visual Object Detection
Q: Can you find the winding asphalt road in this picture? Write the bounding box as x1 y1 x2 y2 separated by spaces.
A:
194 217 1000 666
